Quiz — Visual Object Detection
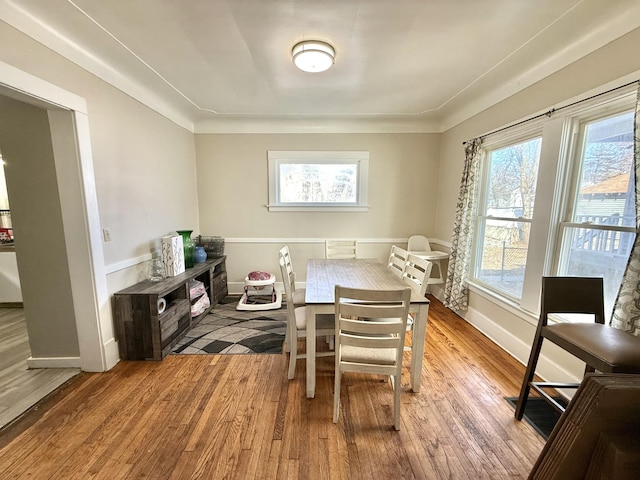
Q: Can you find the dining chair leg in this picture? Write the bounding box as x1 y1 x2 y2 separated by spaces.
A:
333 367 341 423
284 328 291 353
515 330 544 420
392 374 401 431
288 352 296 380
288 331 297 380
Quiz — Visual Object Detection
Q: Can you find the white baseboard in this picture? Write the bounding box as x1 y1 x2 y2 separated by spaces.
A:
464 306 581 389
428 284 445 302
103 337 121 371
27 356 81 369
228 281 245 295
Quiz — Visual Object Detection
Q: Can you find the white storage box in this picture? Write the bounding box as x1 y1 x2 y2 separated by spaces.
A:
161 235 185 277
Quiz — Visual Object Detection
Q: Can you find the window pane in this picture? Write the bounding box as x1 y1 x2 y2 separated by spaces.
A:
279 163 358 204
486 137 541 219
574 111 635 227
560 226 634 318
476 219 529 299
558 110 636 320
474 137 541 300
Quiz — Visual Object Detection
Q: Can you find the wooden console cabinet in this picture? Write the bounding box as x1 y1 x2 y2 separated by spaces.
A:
114 257 227 360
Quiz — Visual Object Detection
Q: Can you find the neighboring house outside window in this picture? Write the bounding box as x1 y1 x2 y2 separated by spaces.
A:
556 110 636 317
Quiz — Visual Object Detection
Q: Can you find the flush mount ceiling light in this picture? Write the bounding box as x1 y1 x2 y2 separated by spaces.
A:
292 40 335 73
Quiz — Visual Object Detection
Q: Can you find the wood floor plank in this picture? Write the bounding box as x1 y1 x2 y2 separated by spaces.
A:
0 296 547 479
0 307 82 430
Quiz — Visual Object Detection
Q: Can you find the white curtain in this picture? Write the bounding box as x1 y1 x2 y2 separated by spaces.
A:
611 84 640 336
444 138 483 312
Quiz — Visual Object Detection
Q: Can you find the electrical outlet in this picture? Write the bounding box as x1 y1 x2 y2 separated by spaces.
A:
102 228 112 242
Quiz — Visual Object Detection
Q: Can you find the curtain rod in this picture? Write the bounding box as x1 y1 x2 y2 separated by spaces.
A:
462 79 640 145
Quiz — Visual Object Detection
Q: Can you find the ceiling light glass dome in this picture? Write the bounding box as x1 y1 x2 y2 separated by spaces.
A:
292 40 335 73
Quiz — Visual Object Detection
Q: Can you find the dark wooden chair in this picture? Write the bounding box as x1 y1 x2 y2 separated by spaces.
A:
515 276 640 420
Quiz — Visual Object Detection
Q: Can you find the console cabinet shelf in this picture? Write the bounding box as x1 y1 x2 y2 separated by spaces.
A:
114 256 227 360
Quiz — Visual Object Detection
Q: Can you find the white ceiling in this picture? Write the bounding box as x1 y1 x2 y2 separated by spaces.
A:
2 0 640 133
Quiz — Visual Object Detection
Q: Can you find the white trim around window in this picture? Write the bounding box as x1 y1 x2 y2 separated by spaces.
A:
469 87 638 318
267 150 369 212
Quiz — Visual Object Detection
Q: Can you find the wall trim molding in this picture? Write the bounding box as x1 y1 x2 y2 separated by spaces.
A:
224 237 411 244
105 252 153 275
0 3 194 131
104 237 451 274
195 115 440 134
464 305 581 398
103 337 120 370
468 283 538 327
0 59 87 113
26 356 81 369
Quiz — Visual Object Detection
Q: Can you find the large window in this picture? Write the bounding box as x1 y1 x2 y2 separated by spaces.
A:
267 151 369 211
557 110 636 317
475 136 542 300
471 89 637 319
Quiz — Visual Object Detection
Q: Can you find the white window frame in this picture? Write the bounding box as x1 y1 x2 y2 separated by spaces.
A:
552 103 637 319
468 85 638 319
472 127 544 303
267 150 369 212
556 106 637 262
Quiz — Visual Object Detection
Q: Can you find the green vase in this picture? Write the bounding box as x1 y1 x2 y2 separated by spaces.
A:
176 230 195 268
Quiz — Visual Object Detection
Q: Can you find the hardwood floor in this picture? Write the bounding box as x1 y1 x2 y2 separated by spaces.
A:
0 297 545 479
0 308 80 428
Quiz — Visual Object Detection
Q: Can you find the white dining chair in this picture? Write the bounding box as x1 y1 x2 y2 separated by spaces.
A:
333 285 412 430
387 245 409 278
403 253 432 298
325 239 358 259
407 234 448 287
402 253 432 351
279 245 305 306
279 254 335 380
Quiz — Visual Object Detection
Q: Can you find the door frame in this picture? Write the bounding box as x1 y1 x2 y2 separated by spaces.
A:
0 60 117 372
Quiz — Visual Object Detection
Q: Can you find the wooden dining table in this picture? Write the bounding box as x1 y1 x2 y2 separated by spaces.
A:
304 258 431 398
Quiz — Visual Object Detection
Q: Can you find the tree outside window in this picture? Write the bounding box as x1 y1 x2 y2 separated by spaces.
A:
475 137 542 299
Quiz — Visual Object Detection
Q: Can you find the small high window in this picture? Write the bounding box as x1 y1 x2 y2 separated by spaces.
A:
268 151 369 211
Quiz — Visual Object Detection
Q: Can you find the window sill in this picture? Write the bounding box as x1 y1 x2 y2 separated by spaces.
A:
467 281 538 326
266 205 369 212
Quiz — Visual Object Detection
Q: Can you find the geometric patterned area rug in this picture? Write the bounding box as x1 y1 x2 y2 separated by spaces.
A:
171 296 287 355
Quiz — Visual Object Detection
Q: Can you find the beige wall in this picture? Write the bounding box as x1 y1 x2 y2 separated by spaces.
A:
0 20 199 294
435 26 640 382
195 133 440 284
0 96 79 357
0 20 200 366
